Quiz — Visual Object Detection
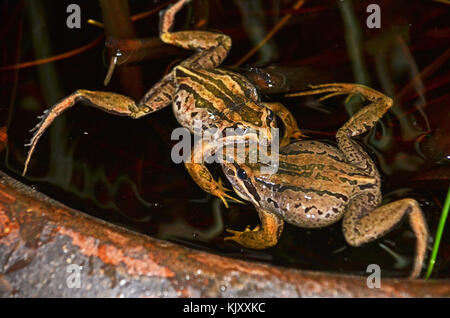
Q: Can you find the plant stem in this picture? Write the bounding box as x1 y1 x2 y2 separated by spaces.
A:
425 186 450 279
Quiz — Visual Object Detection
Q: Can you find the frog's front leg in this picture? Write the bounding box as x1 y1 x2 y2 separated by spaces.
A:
22 89 166 175
342 195 428 279
185 162 242 208
225 208 284 249
262 102 303 146
184 138 245 208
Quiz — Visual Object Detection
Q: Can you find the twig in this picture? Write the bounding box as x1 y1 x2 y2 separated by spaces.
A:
233 0 306 66
0 36 104 71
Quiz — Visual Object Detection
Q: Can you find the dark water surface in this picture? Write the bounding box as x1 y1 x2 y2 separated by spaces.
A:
0 0 449 278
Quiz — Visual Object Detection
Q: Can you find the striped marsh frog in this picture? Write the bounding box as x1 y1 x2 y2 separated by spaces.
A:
222 83 429 278
22 0 302 207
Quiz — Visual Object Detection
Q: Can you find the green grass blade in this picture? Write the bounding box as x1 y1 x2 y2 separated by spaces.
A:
425 186 450 279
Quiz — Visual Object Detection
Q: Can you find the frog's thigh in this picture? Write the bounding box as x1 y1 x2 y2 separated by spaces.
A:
342 196 428 278
225 209 284 249
262 102 303 146
137 72 175 113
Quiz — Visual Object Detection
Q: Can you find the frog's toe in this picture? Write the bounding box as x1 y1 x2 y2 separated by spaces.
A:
227 195 245 205
225 195 245 206
306 83 374 100
213 181 245 207
218 194 229 208
344 92 365 103
244 224 260 232
224 228 249 245
317 91 348 102
225 229 241 236
286 83 365 100
224 229 242 242
217 178 232 192
224 228 275 249
291 130 306 139
214 191 244 208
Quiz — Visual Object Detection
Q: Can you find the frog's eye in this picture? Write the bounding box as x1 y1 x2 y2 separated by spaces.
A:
237 168 248 180
267 109 274 122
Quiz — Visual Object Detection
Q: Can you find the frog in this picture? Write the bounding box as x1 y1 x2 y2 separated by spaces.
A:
21 0 303 207
221 83 429 279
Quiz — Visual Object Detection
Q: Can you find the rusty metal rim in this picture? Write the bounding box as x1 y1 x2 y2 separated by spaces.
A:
0 170 449 297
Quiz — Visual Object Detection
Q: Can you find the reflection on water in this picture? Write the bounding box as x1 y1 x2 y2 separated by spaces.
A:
0 0 448 278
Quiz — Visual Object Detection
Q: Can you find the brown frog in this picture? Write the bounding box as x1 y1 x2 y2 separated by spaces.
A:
22 0 302 207
221 83 429 279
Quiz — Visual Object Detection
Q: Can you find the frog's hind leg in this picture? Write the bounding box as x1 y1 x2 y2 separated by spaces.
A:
225 208 284 249
342 194 428 279
159 0 231 70
22 90 153 176
122 0 233 115
262 102 304 147
288 83 393 177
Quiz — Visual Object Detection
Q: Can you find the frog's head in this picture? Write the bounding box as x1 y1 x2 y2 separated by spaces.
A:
229 106 277 147
222 162 262 207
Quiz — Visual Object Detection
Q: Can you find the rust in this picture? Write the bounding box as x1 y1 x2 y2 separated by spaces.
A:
0 127 7 152
58 227 174 278
0 171 449 297
0 205 19 245
0 186 16 204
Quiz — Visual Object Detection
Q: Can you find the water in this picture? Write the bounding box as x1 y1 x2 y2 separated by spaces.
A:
0 0 448 278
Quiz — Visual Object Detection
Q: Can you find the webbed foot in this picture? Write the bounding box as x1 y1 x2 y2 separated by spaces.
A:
225 224 276 249
224 209 284 249
213 178 244 208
